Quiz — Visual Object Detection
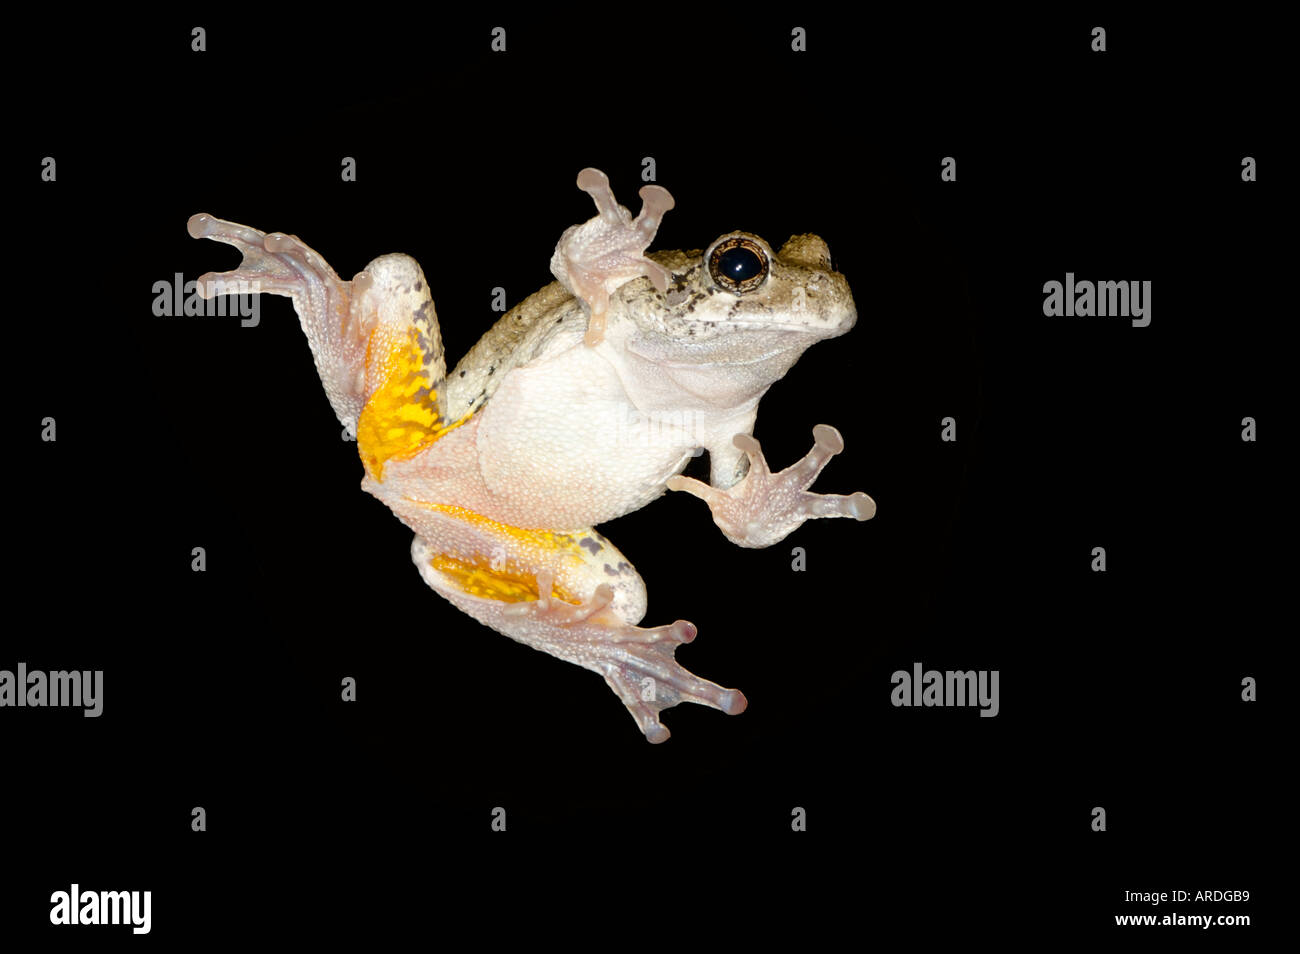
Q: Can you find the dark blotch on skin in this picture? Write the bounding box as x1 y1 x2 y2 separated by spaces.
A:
603 564 618 576
414 280 422 292
580 537 603 554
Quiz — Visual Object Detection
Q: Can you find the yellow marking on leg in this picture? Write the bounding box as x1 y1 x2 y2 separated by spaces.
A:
426 553 578 604
357 326 468 479
412 502 591 556
409 502 601 604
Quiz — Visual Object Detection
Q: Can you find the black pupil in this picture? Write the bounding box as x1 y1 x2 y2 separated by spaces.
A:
717 245 762 283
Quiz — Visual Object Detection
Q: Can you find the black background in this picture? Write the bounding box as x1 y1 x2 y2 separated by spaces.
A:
6 10 1280 943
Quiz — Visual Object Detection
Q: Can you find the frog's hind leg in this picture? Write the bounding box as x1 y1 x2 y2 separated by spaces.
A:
406 512 746 743
187 213 378 433
188 215 447 453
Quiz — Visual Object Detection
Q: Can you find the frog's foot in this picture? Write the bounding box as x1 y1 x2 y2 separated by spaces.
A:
188 213 350 314
499 573 747 743
187 213 371 431
668 424 876 548
548 167 676 347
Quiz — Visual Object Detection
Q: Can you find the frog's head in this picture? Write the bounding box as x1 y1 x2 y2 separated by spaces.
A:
618 229 856 391
628 230 855 337
708 230 855 335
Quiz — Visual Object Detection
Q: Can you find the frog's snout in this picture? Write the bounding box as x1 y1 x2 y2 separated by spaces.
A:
778 234 832 271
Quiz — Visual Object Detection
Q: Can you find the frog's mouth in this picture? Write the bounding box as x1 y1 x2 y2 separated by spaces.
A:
625 327 822 367
726 319 844 335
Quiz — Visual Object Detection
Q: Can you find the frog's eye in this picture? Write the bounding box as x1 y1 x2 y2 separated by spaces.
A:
707 236 769 294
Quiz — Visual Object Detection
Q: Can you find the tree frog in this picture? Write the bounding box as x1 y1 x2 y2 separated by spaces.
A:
188 167 875 742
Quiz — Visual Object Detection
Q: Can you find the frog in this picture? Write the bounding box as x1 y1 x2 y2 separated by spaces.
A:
187 167 876 742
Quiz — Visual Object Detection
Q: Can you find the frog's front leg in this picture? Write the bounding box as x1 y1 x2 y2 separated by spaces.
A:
549 168 676 348
403 507 746 742
668 424 877 548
